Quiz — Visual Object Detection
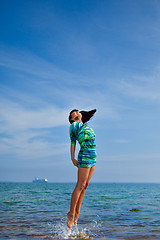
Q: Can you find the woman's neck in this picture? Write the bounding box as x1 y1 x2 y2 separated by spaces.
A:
74 120 83 123
74 116 83 123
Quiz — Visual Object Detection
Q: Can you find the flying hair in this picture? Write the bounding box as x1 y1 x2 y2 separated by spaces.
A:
68 109 96 124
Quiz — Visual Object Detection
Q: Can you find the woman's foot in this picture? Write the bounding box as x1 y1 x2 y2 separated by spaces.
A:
67 212 74 229
74 212 79 226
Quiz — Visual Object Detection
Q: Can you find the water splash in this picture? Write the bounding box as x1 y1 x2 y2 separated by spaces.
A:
48 215 102 239
51 222 90 239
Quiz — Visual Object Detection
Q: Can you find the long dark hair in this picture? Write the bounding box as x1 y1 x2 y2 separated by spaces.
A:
68 109 96 124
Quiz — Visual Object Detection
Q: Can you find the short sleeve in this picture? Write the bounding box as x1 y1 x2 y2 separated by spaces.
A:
69 123 77 146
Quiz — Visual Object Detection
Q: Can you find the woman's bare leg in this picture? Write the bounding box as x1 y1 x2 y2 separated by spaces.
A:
67 167 90 229
74 166 95 225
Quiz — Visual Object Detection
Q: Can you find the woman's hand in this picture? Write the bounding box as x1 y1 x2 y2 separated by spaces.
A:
70 145 78 167
72 159 78 167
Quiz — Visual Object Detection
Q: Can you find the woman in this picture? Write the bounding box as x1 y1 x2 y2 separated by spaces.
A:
67 109 97 229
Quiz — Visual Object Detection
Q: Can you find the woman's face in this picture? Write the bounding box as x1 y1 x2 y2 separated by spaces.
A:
71 110 82 122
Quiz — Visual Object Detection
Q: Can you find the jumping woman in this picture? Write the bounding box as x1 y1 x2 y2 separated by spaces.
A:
67 109 97 229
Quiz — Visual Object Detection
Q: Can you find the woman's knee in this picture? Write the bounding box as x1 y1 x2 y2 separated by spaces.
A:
78 181 87 191
80 181 89 191
84 181 89 190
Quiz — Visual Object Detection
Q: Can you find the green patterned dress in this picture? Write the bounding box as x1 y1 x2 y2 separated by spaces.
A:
69 122 97 168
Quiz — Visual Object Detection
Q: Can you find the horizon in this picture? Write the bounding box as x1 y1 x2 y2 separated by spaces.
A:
1 181 160 184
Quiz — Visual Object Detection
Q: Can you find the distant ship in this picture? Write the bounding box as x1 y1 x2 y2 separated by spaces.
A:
32 178 48 183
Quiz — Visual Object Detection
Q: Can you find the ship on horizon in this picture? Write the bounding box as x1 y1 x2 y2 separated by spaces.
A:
32 177 48 183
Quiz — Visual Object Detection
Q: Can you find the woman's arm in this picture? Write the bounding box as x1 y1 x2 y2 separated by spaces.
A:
71 145 78 167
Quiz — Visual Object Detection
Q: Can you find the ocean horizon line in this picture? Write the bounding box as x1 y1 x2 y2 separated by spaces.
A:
0 181 160 184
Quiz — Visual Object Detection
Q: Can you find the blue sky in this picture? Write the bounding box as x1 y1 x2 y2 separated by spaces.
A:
0 0 160 182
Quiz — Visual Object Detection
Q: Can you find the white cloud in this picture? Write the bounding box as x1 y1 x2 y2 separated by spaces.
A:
0 97 70 159
0 46 122 122
101 153 160 162
0 46 98 87
0 122 69 160
113 139 129 143
0 135 69 159
0 91 119 160
0 98 69 132
0 46 69 80
115 73 160 102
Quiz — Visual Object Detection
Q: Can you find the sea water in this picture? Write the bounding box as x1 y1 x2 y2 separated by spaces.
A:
0 182 160 239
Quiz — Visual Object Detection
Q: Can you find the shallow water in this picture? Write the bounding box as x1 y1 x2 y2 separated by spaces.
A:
0 183 160 239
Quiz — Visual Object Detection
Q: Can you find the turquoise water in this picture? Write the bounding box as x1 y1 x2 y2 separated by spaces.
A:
0 183 160 239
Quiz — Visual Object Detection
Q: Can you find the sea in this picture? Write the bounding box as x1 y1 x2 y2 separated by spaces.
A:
0 182 160 240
